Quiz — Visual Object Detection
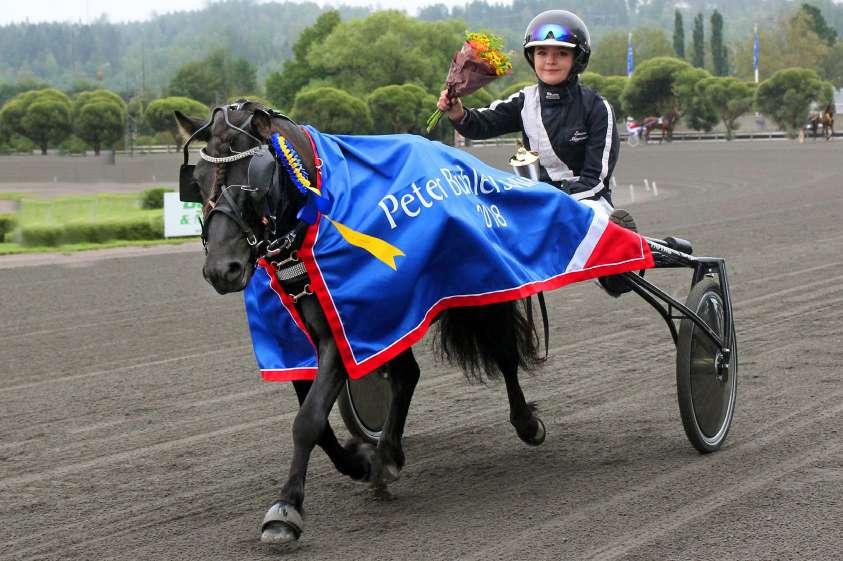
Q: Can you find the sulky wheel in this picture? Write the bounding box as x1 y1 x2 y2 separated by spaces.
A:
676 276 737 453
337 367 391 445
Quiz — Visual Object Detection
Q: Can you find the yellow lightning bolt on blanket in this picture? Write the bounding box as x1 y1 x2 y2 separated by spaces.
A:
327 218 405 270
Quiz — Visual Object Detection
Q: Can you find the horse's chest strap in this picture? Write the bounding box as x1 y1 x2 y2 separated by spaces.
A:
270 251 311 298
276 260 308 284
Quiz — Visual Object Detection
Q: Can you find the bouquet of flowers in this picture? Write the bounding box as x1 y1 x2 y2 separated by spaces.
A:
426 31 513 133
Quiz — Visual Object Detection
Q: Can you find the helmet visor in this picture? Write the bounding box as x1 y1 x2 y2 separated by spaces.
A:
525 23 577 48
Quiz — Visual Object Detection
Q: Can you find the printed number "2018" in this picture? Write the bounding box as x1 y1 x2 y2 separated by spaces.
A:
476 204 507 228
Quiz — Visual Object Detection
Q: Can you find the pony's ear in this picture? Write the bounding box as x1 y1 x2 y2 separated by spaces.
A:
252 108 273 140
174 111 210 142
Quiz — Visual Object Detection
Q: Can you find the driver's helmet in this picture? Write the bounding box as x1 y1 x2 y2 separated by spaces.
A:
523 10 591 75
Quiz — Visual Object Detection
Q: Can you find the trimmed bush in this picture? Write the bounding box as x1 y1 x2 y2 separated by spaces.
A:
140 187 174 209
0 213 17 239
20 224 63 246
19 213 164 246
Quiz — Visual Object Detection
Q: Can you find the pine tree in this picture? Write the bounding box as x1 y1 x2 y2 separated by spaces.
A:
711 10 729 75
673 10 686 59
692 13 705 68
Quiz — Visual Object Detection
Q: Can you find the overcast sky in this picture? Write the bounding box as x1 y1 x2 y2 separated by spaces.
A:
0 0 494 25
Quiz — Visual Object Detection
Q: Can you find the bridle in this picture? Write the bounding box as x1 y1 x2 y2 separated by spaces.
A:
180 103 312 267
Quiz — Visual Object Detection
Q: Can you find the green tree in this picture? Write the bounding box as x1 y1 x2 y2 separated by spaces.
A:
0 88 72 154
733 11 832 82
710 10 729 76
621 57 695 119
75 102 125 155
461 88 494 110
674 67 718 131
580 72 605 92
145 96 208 148
755 68 833 137
21 100 72 155
291 87 372 134
168 49 257 106
498 81 535 100
623 57 714 138
126 96 152 136
265 10 342 111
797 3 837 47
673 10 685 59
600 76 629 119
691 13 705 68
0 79 50 106
698 77 756 139
818 42 843 88
581 73 627 118
367 84 434 134
307 11 464 96
71 89 127 154
590 28 674 76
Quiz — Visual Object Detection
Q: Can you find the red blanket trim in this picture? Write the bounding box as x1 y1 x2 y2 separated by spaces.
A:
300 220 654 380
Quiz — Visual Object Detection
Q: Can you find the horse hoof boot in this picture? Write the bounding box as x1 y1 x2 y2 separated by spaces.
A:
524 418 546 446
260 501 303 545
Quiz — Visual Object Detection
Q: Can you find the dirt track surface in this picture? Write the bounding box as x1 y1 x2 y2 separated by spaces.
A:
2 141 842 560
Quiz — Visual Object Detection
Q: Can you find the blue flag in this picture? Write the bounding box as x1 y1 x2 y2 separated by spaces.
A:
753 27 759 73
245 129 654 381
627 32 634 77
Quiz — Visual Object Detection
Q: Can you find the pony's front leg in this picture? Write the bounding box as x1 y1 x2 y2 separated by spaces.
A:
292 380 374 482
370 349 420 495
261 344 347 545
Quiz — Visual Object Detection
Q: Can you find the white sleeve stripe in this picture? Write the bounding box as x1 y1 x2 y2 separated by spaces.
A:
480 91 521 112
599 99 613 181
571 184 604 200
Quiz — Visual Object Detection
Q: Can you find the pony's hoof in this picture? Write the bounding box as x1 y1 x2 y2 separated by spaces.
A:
375 461 401 484
523 418 546 446
260 501 303 544
345 438 377 481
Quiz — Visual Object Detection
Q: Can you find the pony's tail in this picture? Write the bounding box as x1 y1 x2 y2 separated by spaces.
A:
435 299 543 382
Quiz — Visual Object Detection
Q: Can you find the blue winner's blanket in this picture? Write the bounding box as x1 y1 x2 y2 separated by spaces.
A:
246 128 654 381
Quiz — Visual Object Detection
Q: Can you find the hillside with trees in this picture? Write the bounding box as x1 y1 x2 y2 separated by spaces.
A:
2 0 842 98
0 0 839 154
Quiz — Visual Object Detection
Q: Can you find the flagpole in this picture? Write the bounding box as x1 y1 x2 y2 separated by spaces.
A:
753 24 759 84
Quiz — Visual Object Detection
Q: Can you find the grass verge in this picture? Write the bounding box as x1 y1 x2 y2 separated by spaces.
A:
0 237 200 256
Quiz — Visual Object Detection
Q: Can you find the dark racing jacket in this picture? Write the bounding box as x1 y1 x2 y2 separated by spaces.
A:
452 76 619 204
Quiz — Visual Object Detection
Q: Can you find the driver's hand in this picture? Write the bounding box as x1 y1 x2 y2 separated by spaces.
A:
437 90 465 122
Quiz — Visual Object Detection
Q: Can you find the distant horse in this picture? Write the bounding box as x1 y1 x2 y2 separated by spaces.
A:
642 110 679 144
822 103 834 140
174 101 546 545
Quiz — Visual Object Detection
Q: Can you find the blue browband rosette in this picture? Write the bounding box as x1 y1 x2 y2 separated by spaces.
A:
269 132 331 224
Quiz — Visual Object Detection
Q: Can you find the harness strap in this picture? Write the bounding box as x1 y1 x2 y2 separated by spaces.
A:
204 187 259 246
276 260 308 284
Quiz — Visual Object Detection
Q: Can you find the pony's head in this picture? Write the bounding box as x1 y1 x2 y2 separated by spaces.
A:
175 101 314 294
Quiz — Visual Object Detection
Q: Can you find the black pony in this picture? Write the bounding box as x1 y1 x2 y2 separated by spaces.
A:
175 101 545 545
